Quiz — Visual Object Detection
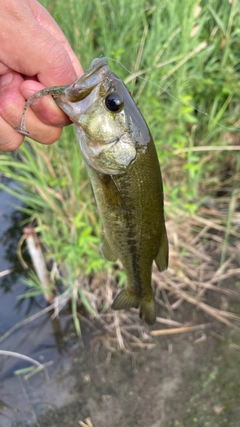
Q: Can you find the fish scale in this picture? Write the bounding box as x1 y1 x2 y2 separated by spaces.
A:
15 57 168 325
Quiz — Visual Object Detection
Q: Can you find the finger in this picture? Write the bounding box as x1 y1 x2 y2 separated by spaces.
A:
0 62 11 75
0 72 64 145
1 3 79 86
0 115 23 151
0 71 26 133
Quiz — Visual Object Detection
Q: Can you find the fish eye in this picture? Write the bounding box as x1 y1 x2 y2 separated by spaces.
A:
105 92 124 112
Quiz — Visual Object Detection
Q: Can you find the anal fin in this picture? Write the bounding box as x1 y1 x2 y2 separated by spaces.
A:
112 289 139 310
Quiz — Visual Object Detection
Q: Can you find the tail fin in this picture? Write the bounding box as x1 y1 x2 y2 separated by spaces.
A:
112 289 156 325
139 299 156 325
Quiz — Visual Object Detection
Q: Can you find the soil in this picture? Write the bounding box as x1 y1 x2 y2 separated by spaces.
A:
2 317 240 427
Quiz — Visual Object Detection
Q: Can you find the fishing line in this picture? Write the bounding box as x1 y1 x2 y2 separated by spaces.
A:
104 56 240 133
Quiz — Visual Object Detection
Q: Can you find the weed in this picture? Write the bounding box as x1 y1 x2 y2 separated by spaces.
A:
0 0 239 337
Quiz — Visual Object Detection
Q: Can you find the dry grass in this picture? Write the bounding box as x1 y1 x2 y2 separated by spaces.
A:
81 192 240 354
1 186 239 357
1 154 239 358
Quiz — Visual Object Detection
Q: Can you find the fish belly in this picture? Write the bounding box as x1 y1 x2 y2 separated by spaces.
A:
86 138 168 324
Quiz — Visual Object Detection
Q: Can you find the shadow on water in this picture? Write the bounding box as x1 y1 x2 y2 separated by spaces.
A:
0 183 240 427
0 184 80 426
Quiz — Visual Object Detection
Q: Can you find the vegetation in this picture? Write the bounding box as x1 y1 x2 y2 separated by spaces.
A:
0 0 240 343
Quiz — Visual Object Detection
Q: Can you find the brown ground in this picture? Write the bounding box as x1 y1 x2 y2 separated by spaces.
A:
1 294 238 427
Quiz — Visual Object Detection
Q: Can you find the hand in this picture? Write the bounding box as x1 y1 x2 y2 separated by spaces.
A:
0 0 83 151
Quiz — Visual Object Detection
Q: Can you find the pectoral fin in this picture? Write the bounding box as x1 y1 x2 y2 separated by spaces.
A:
101 235 118 262
155 229 169 272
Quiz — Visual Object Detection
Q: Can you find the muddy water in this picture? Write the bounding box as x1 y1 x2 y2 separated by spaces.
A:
0 187 240 427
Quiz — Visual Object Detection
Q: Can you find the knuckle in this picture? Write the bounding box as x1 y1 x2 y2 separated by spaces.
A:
32 126 62 145
39 41 75 85
0 90 23 128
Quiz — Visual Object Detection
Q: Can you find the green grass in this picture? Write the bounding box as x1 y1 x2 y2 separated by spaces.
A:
0 0 240 322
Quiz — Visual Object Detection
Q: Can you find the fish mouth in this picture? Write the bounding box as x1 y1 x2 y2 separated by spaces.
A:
55 58 109 103
80 58 108 79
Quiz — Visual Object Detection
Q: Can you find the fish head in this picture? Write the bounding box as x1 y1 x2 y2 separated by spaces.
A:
54 58 150 175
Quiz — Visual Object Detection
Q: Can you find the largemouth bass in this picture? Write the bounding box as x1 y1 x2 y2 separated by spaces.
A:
16 58 168 325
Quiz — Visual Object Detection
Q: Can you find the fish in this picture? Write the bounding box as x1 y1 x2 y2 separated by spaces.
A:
16 58 168 325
